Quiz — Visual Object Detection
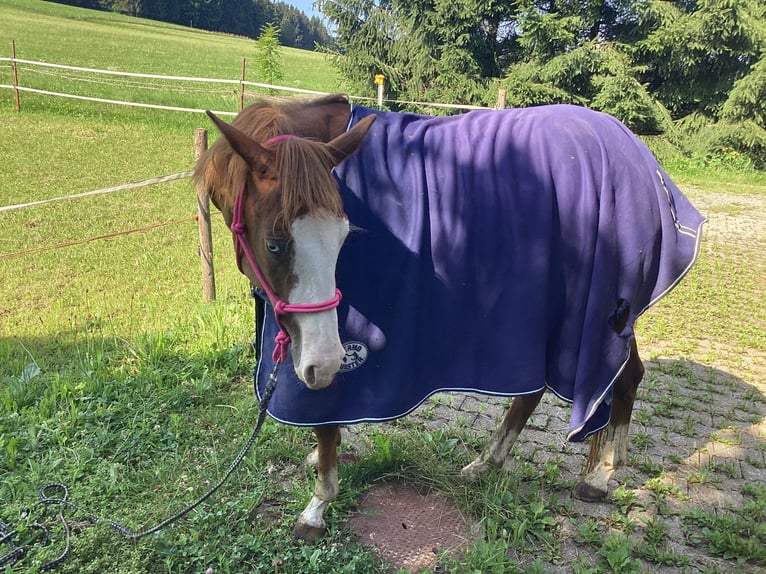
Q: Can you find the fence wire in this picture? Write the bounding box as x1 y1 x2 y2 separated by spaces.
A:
0 217 195 261
0 171 194 213
0 56 491 111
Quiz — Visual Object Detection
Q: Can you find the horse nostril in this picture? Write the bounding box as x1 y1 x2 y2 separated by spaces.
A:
304 365 317 388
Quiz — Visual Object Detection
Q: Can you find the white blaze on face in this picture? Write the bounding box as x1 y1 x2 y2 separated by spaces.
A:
289 213 349 389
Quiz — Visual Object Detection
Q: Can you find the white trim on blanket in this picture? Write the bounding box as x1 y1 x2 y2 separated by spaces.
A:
263 385 549 428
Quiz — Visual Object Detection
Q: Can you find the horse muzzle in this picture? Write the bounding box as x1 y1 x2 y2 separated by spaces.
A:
289 317 344 390
295 348 344 390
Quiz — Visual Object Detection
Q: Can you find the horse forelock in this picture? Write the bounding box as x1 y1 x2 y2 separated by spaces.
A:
272 137 345 230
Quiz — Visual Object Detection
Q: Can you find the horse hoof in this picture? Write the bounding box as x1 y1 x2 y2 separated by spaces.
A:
573 481 608 502
293 521 327 544
460 460 488 482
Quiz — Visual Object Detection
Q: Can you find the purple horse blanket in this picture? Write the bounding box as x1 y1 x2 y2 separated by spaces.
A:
255 103 704 441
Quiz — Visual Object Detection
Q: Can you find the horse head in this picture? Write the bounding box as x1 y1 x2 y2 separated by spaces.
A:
196 106 375 390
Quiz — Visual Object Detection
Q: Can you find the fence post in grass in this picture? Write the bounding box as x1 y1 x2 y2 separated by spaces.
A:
11 40 20 112
195 128 216 302
240 58 246 112
374 74 385 110
494 88 506 111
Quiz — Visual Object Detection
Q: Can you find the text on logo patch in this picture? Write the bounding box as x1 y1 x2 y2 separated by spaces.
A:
340 341 368 372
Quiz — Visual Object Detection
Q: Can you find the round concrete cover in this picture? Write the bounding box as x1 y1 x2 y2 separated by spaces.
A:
344 484 477 571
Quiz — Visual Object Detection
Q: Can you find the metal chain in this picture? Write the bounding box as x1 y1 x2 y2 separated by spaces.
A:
1 364 279 571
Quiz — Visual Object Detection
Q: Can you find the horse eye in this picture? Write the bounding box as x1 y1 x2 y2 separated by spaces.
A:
265 240 283 255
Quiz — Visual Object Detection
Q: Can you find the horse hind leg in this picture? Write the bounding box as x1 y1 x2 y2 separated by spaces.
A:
304 423 343 467
574 336 645 501
294 425 341 543
461 389 545 481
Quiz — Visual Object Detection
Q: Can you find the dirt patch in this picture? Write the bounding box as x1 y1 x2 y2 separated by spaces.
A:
344 484 477 572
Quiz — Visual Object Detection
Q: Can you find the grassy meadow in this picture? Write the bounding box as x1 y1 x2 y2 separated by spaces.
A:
1 1 765 573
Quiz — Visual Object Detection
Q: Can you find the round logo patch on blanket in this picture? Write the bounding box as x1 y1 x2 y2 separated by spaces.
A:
341 341 368 372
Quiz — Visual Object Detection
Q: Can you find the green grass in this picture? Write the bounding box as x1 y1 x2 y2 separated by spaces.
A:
644 135 766 192
681 482 766 564
2 1 766 573
0 0 346 350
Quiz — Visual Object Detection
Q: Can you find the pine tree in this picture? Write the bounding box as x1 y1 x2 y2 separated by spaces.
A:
634 0 763 119
255 23 285 86
723 56 766 128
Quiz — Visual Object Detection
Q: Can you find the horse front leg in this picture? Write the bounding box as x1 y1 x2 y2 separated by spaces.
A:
461 389 545 481
294 425 341 543
574 338 645 500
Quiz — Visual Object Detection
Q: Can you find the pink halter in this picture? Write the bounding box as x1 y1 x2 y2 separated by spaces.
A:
229 135 342 365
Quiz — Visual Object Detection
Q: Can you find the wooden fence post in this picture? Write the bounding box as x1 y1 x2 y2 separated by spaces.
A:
240 58 246 112
494 88 506 111
11 40 21 112
195 128 216 302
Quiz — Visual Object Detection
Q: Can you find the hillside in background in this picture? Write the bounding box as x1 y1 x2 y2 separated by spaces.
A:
1 0 343 122
45 0 334 49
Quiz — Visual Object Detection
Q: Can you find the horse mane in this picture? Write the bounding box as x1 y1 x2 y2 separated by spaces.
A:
193 95 350 224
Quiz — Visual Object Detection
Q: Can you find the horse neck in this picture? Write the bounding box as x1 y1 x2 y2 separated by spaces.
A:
287 100 351 142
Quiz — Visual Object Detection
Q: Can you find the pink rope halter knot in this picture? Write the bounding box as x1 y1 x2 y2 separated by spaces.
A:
230 135 343 364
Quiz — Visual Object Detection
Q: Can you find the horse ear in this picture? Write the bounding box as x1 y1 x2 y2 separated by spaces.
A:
324 115 376 166
205 111 275 175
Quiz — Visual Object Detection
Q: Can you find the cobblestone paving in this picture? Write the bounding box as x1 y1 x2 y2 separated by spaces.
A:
342 186 766 573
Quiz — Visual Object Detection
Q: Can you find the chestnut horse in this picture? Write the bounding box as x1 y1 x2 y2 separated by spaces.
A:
193 94 704 542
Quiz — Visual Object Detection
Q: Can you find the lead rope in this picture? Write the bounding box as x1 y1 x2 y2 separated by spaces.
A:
1 364 279 572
